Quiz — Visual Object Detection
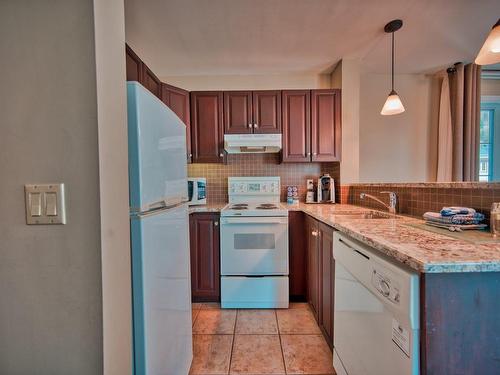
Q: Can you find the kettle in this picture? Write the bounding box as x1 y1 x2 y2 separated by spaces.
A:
317 174 335 203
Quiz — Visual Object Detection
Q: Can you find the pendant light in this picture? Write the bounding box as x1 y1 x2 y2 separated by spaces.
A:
475 19 500 65
381 19 405 116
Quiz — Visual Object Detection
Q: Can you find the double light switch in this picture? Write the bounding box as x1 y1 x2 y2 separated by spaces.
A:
25 184 66 224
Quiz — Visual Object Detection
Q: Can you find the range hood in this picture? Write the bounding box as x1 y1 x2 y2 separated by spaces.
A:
224 134 282 154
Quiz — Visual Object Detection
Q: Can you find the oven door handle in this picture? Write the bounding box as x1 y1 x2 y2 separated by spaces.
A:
221 217 288 225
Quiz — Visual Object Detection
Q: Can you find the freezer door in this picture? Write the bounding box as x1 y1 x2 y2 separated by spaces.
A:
128 82 188 212
131 203 192 375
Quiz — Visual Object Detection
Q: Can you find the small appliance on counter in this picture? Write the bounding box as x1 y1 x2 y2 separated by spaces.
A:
306 179 315 203
317 174 335 203
187 177 206 205
286 185 299 205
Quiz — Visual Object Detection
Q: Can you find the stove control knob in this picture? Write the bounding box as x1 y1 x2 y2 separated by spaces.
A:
394 292 400 303
379 280 390 297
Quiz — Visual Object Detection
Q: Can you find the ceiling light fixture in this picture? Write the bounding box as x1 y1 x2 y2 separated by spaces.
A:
475 18 500 65
381 19 405 116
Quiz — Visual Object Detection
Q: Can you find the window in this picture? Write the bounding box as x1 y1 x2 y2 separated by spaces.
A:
479 109 494 181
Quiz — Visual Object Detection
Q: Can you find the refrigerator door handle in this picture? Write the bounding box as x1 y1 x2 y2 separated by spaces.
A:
147 197 188 211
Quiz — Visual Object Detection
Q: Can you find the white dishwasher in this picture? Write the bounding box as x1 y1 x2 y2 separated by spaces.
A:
333 233 420 375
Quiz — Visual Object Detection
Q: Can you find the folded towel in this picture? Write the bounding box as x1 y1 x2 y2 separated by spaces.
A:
440 206 476 216
423 211 485 225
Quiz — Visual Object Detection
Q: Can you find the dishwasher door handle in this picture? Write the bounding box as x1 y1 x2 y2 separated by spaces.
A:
339 238 370 260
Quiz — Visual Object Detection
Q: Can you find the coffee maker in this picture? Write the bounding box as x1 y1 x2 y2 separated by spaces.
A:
317 174 335 203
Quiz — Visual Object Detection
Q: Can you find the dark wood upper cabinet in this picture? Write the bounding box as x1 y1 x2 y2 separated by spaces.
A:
319 222 334 349
142 66 161 99
223 91 253 134
190 91 224 163
253 91 281 134
289 211 307 301
162 83 191 162
311 89 341 162
189 213 220 302
282 90 311 162
125 44 142 82
306 215 320 321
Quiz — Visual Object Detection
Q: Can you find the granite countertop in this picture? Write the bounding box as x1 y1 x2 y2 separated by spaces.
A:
188 203 226 213
189 202 500 273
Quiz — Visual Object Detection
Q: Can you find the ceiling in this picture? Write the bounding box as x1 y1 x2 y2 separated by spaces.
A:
124 0 500 77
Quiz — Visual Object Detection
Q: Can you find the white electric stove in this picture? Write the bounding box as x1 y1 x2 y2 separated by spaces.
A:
220 177 289 309
221 202 288 217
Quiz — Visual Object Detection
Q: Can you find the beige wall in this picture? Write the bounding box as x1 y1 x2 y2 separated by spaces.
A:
160 73 332 91
482 78 500 96
0 1 103 373
93 0 132 374
358 73 435 182
338 59 361 184
330 61 342 89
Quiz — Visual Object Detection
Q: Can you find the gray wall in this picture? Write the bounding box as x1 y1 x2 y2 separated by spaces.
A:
0 1 103 373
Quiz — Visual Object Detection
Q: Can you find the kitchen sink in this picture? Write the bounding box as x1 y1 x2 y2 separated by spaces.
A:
334 211 395 219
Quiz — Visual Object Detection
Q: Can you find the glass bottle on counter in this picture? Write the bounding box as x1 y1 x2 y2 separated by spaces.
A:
491 203 500 237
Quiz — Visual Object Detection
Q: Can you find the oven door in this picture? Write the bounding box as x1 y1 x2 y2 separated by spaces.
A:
220 216 288 275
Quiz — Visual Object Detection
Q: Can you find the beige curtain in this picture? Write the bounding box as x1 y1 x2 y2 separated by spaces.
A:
462 64 481 180
436 63 481 181
436 73 453 181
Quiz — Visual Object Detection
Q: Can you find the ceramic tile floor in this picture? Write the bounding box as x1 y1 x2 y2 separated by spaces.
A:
190 302 335 375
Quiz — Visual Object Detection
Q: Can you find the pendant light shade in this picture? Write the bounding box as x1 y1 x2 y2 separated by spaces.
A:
475 19 500 65
381 90 405 115
381 19 405 116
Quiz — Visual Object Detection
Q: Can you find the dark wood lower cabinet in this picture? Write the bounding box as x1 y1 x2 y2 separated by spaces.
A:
289 211 307 301
420 272 500 374
189 213 220 302
305 215 321 321
318 222 334 349
304 215 335 349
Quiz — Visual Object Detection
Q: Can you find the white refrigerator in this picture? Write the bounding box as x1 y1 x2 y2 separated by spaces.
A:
127 82 193 375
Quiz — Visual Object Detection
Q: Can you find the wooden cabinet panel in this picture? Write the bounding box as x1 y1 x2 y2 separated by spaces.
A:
282 90 311 162
253 91 281 134
190 91 224 163
125 44 142 82
224 91 253 134
189 213 220 302
289 211 307 301
142 66 161 99
306 215 320 321
319 222 334 348
162 84 191 162
421 272 500 374
311 89 341 162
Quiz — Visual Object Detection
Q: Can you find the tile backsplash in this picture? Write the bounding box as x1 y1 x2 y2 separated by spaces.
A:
188 154 340 203
341 183 500 220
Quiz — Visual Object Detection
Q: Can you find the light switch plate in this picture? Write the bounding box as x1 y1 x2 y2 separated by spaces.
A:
25 184 66 225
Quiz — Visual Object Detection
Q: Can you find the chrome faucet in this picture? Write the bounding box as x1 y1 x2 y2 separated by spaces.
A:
359 191 397 214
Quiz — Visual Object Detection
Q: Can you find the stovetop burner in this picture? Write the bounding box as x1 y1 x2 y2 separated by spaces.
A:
231 206 248 210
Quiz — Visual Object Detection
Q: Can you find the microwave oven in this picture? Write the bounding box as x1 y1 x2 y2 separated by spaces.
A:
187 178 207 205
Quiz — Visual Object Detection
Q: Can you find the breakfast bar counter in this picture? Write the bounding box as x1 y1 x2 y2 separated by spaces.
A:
293 203 500 273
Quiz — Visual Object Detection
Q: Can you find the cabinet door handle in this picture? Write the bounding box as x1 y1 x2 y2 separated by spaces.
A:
214 221 219 226
219 152 224 157
307 152 311 156
313 152 317 156
248 123 252 128
254 123 258 128
311 230 318 237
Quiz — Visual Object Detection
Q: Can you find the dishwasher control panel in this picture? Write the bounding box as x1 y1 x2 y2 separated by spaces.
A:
371 268 401 304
